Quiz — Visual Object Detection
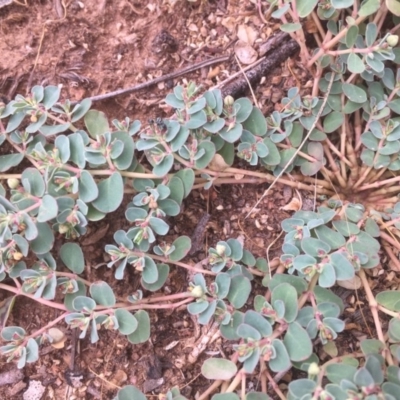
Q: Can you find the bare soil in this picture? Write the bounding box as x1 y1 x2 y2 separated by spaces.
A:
0 0 385 399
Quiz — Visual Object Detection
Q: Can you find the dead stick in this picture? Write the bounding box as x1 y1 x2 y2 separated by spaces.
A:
70 55 231 105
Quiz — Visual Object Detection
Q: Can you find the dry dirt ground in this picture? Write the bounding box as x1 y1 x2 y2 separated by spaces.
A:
0 0 388 399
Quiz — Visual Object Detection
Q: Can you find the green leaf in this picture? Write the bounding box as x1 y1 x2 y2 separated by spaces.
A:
314 286 344 313
315 225 346 249
30 222 54 254
185 110 207 129
73 296 96 312
227 275 251 308
64 280 86 311
330 252 355 280
6 112 25 133
1 326 26 341
37 195 58 222
68 133 86 168
390 318 400 341
347 53 365 74
269 274 308 295
376 291 400 311
332 0 354 8
195 141 216 169
243 310 272 337
387 0 400 15
142 256 159 284
219 123 243 143
365 23 378 46
153 154 174 176
358 0 380 16
360 339 384 356
235 99 253 123
25 338 39 363
270 339 291 372
283 322 312 361
115 309 138 335
71 99 92 122
175 169 194 198
202 358 237 380
271 283 298 323
141 263 169 292
167 175 184 205
92 172 123 213
188 300 209 315
127 310 150 344
296 0 318 17
84 110 109 138
112 131 135 170
90 281 116 306
342 83 367 103
165 93 185 109
42 85 61 109
116 385 146 400
198 300 217 325
220 311 244 340
243 107 267 136
246 393 270 400
21 168 45 197
169 236 191 261
226 238 243 261
288 379 316 398
212 394 240 400
280 22 302 33
0 154 24 173
149 217 169 235
86 204 106 221
345 25 359 48
301 237 331 257
60 243 85 274
78 170 99 203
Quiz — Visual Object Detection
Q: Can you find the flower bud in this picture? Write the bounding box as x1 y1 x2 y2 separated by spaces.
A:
216 244 226 256
58 224 69 234
308 362 320 376
190 285 204 298
387 34 399 47
224 95 234 106
7 178 20 189
12 252 23 261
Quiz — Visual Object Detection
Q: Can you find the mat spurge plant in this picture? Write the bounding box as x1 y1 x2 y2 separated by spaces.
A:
2 0 400 398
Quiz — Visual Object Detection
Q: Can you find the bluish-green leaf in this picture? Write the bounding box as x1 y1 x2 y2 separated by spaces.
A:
37 195 58 222
30 222 54 254
283 322 313 361
227 275 251 308
90 281 116 306
84 110 109 138
60 243 85 274
202 358 237 380
243 107 267 136
296 0 318 17
92 172 123 213
127 310 150 344
342 83 367 103
115 309 138 335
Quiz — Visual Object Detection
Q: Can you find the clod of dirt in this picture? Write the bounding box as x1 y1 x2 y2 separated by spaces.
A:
23 380 45 400
151 30 179 54
234 40 258 65
143 378 164 393
0 368 24 386
0 0 12 9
